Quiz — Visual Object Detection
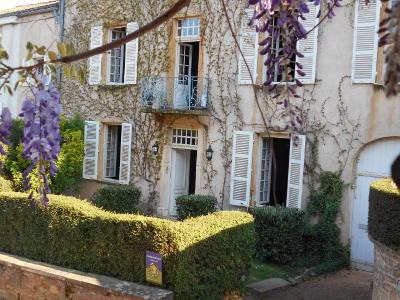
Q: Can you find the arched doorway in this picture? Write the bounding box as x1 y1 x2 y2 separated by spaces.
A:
351 138 400 272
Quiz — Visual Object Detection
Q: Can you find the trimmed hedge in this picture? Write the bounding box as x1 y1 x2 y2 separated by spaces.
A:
91 185 141 213
0 192 254 300
176 194 218 220
369 179 400 250
249 206 305 264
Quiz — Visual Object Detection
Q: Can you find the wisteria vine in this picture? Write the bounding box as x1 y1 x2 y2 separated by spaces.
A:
0 107 12 168
19 76 62 206
248 0 343 128
377 0 400 97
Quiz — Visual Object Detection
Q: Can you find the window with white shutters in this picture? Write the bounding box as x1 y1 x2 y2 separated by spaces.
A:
352 0 381 83
295 3 319 84
286 134 306 209
89 26 103 85
230 131 254 206
83 121 100 179
238 9 258 85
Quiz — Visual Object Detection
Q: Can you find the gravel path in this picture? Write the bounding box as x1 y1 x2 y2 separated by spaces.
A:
251 270 373 300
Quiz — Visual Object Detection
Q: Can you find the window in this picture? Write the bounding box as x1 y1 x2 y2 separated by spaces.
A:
105 125 122 180
83 121 133 184
264 15 296 83
89 22 139 85
174 18 201 109
257 137 290 206
178 18 200 38
108 28 126 84
172 128 198 148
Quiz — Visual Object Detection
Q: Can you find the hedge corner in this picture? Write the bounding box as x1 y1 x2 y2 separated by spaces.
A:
368 178 400 250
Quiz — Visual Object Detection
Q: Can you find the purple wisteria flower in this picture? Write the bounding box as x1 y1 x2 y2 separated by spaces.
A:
0 107 12 168
19 75 62 206
248 0 342 129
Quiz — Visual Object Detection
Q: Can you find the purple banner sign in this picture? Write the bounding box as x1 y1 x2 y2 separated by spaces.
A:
146 250 162 285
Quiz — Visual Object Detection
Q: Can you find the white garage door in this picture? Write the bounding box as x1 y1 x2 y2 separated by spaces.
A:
351 138 400 272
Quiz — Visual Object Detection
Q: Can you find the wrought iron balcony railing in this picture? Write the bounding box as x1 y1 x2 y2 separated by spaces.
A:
140 76 210 112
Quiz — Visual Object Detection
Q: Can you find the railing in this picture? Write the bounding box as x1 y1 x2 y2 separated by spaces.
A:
140 76 210 111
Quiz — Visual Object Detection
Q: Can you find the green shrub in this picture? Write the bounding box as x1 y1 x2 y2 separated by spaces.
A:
0 192 254 300
249 206 305 264
176 194 218 220
2 115 84 194
50 129 84 194
91 185 141 214
303 172 349 273
369 179 400 250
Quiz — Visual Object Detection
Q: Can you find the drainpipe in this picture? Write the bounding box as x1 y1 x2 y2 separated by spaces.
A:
57 0 65 88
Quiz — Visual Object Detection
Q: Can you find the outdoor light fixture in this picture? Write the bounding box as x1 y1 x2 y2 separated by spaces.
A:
206 145 214 161
152 142 159 155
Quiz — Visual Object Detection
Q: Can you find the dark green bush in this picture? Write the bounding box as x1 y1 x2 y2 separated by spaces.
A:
91 185 141 214
176 194 218 220
0 192 254 300
369 179 400 250
250 172 349 274
249 206 305 264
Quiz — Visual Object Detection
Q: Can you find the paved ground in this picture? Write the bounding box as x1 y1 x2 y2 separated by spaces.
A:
248 270 373 300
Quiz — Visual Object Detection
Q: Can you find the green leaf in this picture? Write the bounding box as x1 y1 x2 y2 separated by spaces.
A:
47 51 57 61
26 42 33 50
66 42 76 56
5 85 13 95
26 52 33 62
36 46 46 56
57 42 66 57
0 50 9 60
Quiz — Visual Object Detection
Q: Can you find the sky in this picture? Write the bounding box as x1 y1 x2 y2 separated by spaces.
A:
0 0 50 10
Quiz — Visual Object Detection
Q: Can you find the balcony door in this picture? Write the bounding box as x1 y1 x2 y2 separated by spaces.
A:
175 43 193 109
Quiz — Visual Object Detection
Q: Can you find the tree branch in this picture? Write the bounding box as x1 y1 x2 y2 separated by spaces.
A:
8 0 191 72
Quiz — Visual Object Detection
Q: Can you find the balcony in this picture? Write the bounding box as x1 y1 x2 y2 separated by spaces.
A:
140 76 210 115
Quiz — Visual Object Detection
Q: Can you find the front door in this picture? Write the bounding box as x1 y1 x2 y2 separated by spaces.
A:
174 43 193 109
351 138 400 272
170 148 190 215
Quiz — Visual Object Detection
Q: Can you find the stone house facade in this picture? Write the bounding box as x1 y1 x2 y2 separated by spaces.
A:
60 0 400 272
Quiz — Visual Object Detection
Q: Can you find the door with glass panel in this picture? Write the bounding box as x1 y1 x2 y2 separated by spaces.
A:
175 43 193 109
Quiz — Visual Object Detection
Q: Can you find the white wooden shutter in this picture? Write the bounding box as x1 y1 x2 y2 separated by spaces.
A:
83 121 99 179
295 3 319 84
89 26 103 85
124 22 139 85
119 123 132 184
238 9 258 84
230 131 254 206
286 134 306 209
352 0 381 83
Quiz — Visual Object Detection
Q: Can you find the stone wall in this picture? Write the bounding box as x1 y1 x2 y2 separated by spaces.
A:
372 239 400 300
0 252 173 300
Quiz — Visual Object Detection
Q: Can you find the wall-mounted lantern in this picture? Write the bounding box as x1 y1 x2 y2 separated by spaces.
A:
152 142 159 155
206 145 214 161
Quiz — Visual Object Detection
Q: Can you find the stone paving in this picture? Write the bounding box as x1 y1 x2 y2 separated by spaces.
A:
246 269 373 300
